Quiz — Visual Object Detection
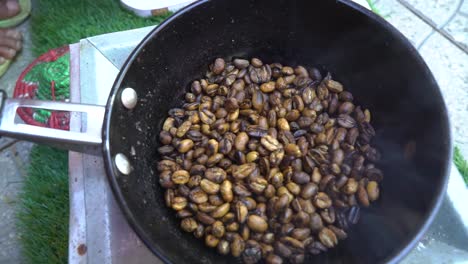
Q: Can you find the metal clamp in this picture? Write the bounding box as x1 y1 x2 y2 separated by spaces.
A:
0 91 106 154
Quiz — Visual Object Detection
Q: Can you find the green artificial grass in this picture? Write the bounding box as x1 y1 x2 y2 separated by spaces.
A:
17 146 69 264
17 1 171 263
366 0 379 14
454 146 468 185
31 0 171 55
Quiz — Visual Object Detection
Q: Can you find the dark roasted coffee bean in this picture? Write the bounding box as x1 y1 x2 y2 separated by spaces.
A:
205 167 227 183
294 211 311 228
242 244 262 264
309 213 323 232
336 209 349 230
365 167 384 182
212 58 225 74
234 184 252 197
339 102 355 115
339 91 353 102
307 241 327 255
274 241 292 258
309 68 322 81
292 171 310 185
247 125 268 138
328 225 347 240
234 58 250 69
310 123 324 134
319 174 335 191
337 114 356 128
348 205 361 225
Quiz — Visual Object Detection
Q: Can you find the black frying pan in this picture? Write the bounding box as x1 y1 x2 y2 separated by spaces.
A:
0 0 451 263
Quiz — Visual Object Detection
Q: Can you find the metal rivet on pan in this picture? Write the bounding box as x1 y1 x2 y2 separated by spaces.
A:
121 88 138 109
115 153 131 175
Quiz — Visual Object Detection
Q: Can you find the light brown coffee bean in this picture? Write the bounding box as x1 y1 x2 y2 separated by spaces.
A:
246 151 260 163
181 217 198 232
285 144 302 158
314 192 332 209
200 179 220 194
232 163 256 179
261 135 282 152
266 254 283 264
171 170 190 184
236 201 249 224
212 203 230 218
261 81 276 93
247 215 269 233
318 227 338 248
230 237 245 257
281 236 304 250
286 182 301 196
357 185 370 207
177 139 194 153
171 197 188 211
189 188 208 204
291 228 311 241
198 203 217 213
328 225 347 240
235 132 249 151
212 58 225 74
217 240 230 255
205 234 220 248
367 181 380 201
325 79 343 93
277 118 290 131
212 221 225 238
220 180 233 202
343 178 358 194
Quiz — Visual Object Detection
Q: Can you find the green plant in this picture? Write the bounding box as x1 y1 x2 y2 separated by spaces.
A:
16 146 69 264
454 146 468 185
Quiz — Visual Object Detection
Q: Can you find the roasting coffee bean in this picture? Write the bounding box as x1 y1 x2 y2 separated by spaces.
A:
318 227 338 248
348 205 361 225
367 181 380 201
158 58 383 263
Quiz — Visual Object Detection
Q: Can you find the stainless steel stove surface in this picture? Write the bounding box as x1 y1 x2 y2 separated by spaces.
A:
68 27 468 264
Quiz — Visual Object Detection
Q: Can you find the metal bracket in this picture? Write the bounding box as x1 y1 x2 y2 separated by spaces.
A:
0 97 105 153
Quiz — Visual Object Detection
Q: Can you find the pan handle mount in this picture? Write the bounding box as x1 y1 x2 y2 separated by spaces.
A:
0 90 105 153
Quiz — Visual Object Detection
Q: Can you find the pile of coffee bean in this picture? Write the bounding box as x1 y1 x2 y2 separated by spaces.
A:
157 57 383 264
